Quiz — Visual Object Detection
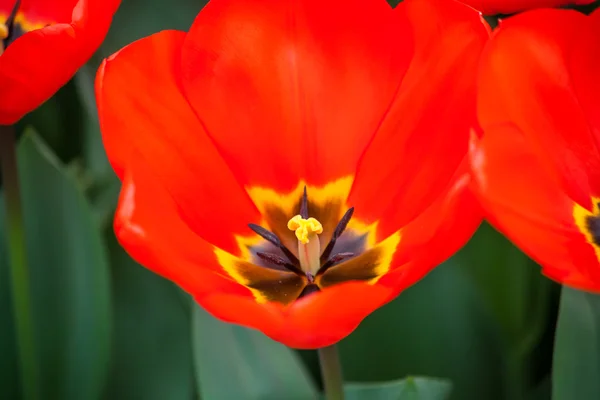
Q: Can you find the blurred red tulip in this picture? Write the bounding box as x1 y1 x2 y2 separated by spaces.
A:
96 0 487 348
0 0 120 124
472 8 600 292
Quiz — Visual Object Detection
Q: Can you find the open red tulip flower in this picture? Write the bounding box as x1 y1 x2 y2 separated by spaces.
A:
96 0 487 348
462 0 594 17
472 8 600 292
0 0 120 124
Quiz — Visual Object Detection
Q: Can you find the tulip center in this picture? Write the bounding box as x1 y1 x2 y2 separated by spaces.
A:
247 186 358 287
573 198 600 262
215 177 402 305
0 0 24 53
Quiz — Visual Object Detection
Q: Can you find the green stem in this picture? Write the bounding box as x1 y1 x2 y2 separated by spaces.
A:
0 126 39 400
318 344 344 400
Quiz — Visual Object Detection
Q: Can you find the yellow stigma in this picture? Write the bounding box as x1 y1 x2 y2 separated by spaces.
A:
0 24 6 55
0 23 8 40
287 215 323 244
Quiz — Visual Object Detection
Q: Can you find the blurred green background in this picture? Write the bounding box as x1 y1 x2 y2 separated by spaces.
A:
2 0 600 399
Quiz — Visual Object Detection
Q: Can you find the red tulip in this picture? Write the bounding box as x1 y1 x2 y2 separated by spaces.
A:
472 8 600 292
463 0 594 16
97 0 487 348
0 0 120 124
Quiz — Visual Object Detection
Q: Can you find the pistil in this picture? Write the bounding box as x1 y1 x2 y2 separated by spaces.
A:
287 215 323 276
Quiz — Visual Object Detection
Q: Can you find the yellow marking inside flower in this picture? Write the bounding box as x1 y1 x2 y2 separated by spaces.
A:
15 13 53 32
314 230 401 288
247 177 379 247
287 215 323 244
228 177 383 263
213 176 404 304
214 247 306 304
573 197 600 262
230 177 358 262
370 231 401 282
248 177 354 220
0 11 54 56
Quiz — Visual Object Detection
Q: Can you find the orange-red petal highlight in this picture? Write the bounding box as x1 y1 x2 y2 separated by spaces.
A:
568 8 600 163
378 156 482 291
18 0 78 25
470 125 600 292
197 281 393 349
477 9 600 210
95 30 260 253
0 1 14 20
179 0 413 192
349 0 489 229
116 158 250 299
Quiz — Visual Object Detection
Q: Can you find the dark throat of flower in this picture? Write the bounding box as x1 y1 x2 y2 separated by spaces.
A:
248 186 356 299
1 0 24 54
585 210 600 247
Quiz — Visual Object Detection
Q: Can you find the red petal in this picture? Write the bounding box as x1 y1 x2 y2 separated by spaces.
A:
96 30 260 253
0 1 14 19
349 0 489 228
179 0 413 191
194 161 482 349
197 281 393 349
18 0 78 25
463 0 594 16
470 124 600 291
477 9 600 210
116 143 398 349
0 0 120 124
116 158 250 299
377 155 482 292
569 8 600 167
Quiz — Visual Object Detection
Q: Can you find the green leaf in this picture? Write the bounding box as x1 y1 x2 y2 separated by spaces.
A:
192 304 318 400
454 223 558 398
344 377 452 400
102 232 195 400
17 81 85 164
528 375 551 400
552 287 600 399
455 223 556 354
339 258 505 400
0 240 19 398
73 65 122 229
75 65 113 178
0 131 111 399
